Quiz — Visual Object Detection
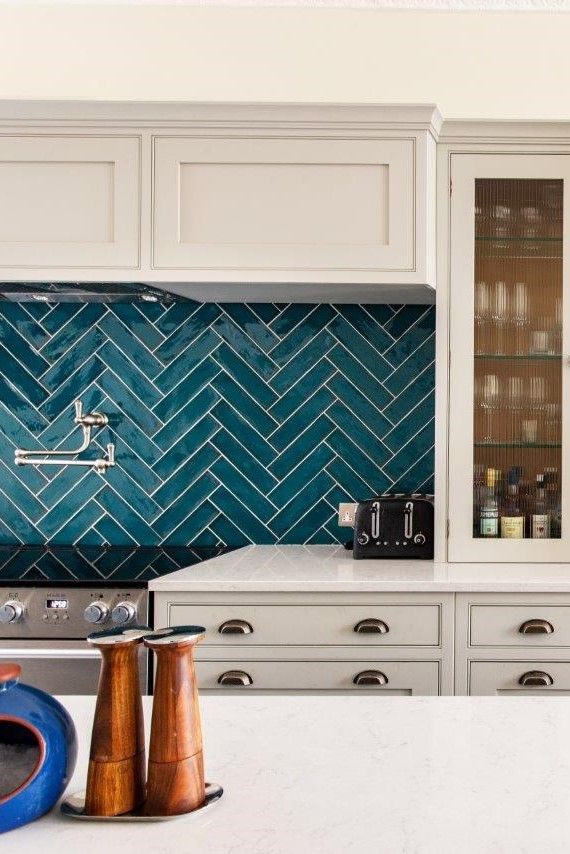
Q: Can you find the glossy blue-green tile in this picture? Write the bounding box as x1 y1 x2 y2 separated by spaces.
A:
269 415 334 479
161 500 219 546
152 443 218 507
278 499 334 544
269 329 336 394
153 386 219 449
0 304 50 348
221 305 280 352
152 415 219 480
382 420 435 482
96 370 163 435
382 363 434 424
211 458 276 522
94 516 137 546
213 316 276 380
0 344 47 407
326 430 391 493
155 303 221 361
98 313 164 378
210 428 278 493
154 358 220 423
210 486 274 543
209 514 250 547
326 457 380 499
269 305 335 365
154 328 220 393
269 471 334 537
39 357 104 420
96 490 158 544
334 306 394 353
210 373 278 437
383 310 435 369
153 472 217 538
97 342 161 403
391 448 435 494
108 304 166 350
212 343 277 408
382 391 435 453
210 401 275 467
268 444 335 508
40 304 106 360
327 401 391 467
326 374 393 435
268 304 318 337
327 344 392 399
38 474 105 538
269 358 336 423
48 502 105 546
269 389 335 452
383 337 435 396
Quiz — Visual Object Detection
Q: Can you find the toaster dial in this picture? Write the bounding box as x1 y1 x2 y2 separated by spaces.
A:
357 532 370 546
414 533 426 545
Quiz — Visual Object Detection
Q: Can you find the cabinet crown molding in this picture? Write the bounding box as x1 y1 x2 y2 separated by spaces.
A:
0 100 443 137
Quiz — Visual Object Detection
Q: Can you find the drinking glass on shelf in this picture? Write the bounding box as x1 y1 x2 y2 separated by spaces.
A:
474 281 491 355
491 281 509 356
545 402 561 445
506 376 524 444
529 375 547 439
479 373 500 444
554 297 563 355
513 282 529 356
520 205 542 239
492 203 512 238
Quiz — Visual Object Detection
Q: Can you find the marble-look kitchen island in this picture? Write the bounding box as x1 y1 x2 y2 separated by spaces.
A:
7 694 570 853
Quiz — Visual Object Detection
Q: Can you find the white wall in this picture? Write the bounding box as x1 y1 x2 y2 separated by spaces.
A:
1 5 570 119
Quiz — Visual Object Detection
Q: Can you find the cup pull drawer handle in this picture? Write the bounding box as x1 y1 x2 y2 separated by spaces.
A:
217 670 253 686
518 670 554 687
519 619 554 635
353 670 389 686
353 619 389 634
218 619 254 635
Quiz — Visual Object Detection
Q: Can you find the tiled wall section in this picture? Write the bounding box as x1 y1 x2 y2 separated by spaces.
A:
0 301 435 546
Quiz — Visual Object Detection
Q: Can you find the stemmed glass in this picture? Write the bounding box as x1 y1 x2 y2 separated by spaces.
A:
474 281 490 355
491 281 509 356
479 374 500 444
506 376 524 444
513 282 529 356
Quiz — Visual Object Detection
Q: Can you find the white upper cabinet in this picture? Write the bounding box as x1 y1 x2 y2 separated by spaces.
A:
0 102 439 299
152 133 430 287
0 135 140 270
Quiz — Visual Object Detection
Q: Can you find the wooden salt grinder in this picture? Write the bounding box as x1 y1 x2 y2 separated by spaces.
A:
144 625 206 816
85 626 149 816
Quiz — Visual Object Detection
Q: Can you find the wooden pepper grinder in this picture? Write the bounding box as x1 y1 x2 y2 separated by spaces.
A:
144 625 206 816
85 626 149 816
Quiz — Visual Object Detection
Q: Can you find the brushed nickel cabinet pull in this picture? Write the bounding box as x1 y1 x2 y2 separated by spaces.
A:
353 670 389 686
353 618 389 634
217 670 253 686
518 670 554 687
218 619 254 635
519 619 554 635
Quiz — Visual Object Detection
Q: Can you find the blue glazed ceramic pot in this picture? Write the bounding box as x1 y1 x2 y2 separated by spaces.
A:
0 663 77 833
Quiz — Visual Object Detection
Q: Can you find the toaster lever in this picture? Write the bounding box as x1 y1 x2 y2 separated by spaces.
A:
404 501 414 539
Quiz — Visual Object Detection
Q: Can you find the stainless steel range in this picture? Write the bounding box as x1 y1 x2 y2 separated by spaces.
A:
0 584 149 695
0 545 232 695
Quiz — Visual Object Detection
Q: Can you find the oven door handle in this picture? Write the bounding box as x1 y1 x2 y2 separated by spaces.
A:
0 648 100 658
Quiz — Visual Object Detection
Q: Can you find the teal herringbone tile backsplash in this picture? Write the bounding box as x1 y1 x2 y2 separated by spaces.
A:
0 301 435 546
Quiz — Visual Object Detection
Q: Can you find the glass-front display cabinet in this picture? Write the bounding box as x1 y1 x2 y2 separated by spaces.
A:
448 154 570 561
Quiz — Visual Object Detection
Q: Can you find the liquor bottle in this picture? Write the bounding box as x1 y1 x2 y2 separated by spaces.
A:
500 467 525 539
473 464 485 536
531 473 551 539
545 467 562 538
479 467 499 538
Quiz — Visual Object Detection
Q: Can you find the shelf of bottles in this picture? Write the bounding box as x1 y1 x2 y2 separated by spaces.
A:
473 178 562 540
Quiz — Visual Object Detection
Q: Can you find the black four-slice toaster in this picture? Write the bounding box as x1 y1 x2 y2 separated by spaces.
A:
351 495 434 559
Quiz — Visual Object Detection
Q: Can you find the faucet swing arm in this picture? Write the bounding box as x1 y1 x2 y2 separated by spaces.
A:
14 400 115 473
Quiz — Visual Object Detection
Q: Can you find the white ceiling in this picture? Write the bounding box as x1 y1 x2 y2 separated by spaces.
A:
3 0 570 7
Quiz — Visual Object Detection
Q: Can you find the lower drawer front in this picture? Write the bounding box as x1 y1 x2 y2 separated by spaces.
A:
469 661 570 695
196 660 439 694
169 603 440 646
470 605 570 647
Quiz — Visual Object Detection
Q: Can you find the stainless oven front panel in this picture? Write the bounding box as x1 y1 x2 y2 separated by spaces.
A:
0 641 149 695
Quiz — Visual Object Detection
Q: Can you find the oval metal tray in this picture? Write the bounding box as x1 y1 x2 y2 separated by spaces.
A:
61 782 223 822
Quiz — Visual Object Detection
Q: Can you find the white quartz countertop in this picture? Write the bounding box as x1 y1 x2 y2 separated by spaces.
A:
149 544 570 592
9 694 570 853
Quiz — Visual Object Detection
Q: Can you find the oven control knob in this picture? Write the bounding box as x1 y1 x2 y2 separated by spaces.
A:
84 602 109 624
111 602 136 626
0 601 23 624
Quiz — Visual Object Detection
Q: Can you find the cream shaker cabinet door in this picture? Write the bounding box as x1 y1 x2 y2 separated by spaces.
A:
0 136 140 269
152 136 417 281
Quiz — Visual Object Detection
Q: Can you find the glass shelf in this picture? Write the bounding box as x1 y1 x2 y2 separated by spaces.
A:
474 442 562 449
476 236 562 243
474 354 562 361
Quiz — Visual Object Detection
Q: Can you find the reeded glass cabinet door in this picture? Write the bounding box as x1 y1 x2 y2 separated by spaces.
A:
448 154 570 562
